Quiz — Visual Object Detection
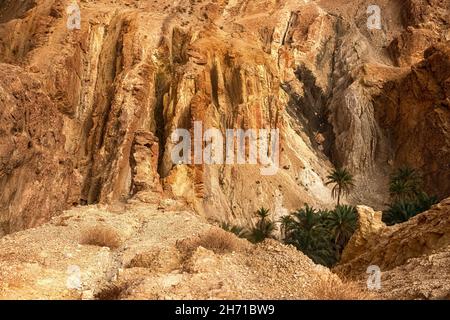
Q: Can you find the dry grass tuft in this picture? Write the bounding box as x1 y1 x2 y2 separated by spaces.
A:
126 247 181 272
310 275 378 300
177 227 244 256
80 225 122 249
127 251 159 269
94 281 133 300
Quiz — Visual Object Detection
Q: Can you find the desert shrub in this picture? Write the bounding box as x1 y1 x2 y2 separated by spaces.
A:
127 251 159 269
309 275 376 300
176 227 242 256
248 207 276 243
126 247 181 272
94 281 134 300
220 208 276 244
80 225 122 249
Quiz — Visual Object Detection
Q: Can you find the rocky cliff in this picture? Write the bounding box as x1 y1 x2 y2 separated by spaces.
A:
1 0 449 236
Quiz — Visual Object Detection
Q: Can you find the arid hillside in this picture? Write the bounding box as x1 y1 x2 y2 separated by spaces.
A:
0 200 372 299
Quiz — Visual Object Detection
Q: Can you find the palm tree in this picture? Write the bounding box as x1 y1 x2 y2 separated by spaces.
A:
283 205 336 266
325 205 357 253
325 168 355 206
291 204 320 231
248 207 276 243
382 192 438 226
389 167 422 201
256 207 270 220
389 179 410 201
382 201 417 226
220 222 248 238
285 227 335 266
279 215 294 239
414 192 438 212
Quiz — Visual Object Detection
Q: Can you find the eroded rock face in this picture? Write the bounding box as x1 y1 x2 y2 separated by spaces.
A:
0 0 449 234
340 206 386 264
380 244 450 299
375 43 450 199
335 197 450 300
0 64 81 236
336 197 450 278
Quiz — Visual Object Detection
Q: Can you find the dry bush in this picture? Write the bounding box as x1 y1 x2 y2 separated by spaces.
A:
53 215 71 227
127 251 159 269
310 275 378 300
80 225 122 249
94 281 133 300
126 247 181 272
177 227 243 257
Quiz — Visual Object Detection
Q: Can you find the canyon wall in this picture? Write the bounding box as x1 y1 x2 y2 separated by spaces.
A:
0 0 449 235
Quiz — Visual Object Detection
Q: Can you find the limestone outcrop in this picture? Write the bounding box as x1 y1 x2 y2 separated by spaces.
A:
339 205 386 264
335 197 450 299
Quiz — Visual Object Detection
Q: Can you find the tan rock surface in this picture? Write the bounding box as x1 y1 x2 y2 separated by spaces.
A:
379 244 450 300
0 0 448 234
0 203 350 300
340 205 386 264
335 197 450 299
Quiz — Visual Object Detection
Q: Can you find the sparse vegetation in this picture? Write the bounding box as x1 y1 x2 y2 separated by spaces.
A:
80 225 122 249
218 208 276 244
176 227 243 256
94 281 134 300
383 167 438 226
126 247 181 272
219 222 248 238
309 275 376 300
325 168 355 206
248 207 276 243
127 251 159 269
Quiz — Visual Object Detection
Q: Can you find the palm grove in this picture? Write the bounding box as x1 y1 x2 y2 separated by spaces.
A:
221 167 438 267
